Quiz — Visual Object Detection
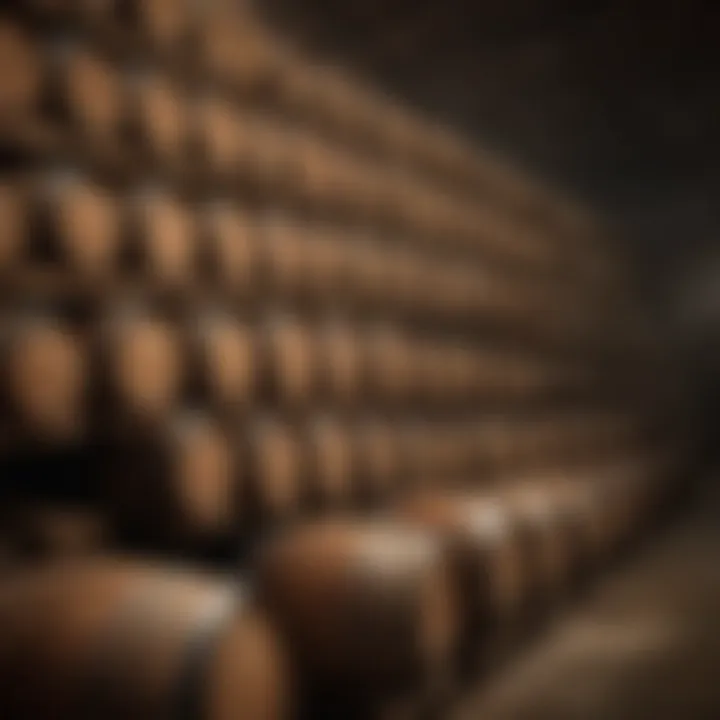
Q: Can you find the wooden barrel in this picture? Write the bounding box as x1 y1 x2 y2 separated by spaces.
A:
184 312 256 413
121 190 196 288
396 422 437 491
0 21 41 121
316 320 361 406
415 341 447 408
292 137 338 216
501 484 574 609
107 413 236 548
346 239 390 312
0 559 291 720
259 216 310 301
593 472 629 553
386 248 423 319
190 6 282 94
303 417 353 510
42 38 122 145
26 172 121 280
540 475 609 578
575 476 616 562
302 228 349 304
363 326 412 407
624 456 670 536
121 72 188 167
350 239 395 311
197 203 257 297
242 418 303 524
421 426 463 481
256 520 459 700
252 123 305 203
116 0 192 54
599 458 662 552
352 421 400 505
189 98 243 182
0 312 87 446
394 492 526 671
92 307 182 428
261 316 316 408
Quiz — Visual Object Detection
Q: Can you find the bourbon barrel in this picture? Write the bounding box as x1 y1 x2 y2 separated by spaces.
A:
0 559 291 720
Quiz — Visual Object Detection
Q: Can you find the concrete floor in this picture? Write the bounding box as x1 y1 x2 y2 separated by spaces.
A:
452 485 720 720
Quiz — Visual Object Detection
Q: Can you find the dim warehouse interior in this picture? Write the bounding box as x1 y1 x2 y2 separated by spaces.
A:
0 0 719 718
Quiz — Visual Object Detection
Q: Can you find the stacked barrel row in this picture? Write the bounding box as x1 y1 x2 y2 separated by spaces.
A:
3 1 601 240
1 1 622 296
0 2 686 719
0 180 608 344
0 447 682 719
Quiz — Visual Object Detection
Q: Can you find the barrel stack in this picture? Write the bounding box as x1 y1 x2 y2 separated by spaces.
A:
0 2 687 718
